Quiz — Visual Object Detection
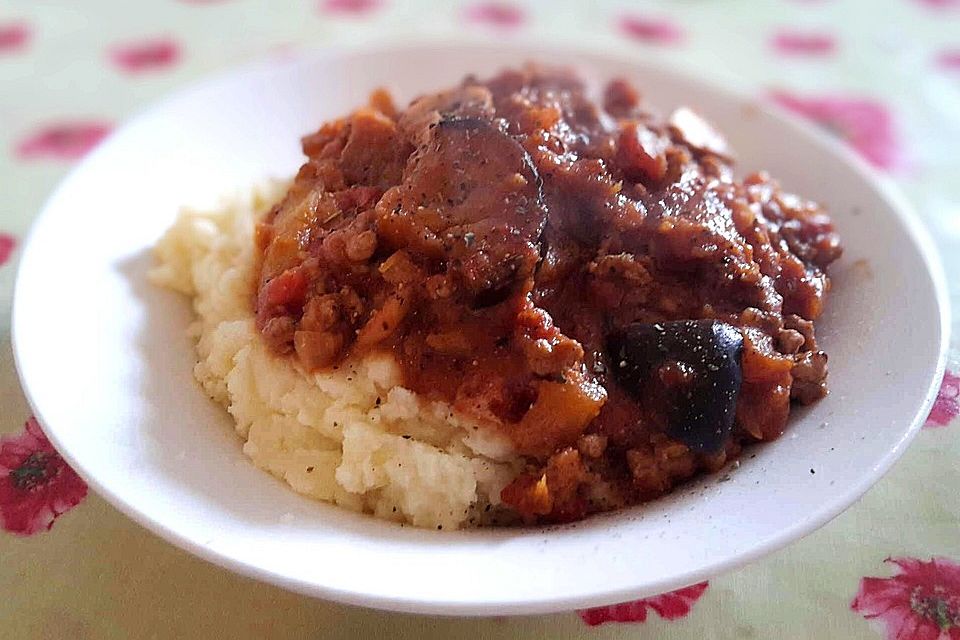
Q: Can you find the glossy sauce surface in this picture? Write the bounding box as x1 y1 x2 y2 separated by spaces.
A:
254 68 841 523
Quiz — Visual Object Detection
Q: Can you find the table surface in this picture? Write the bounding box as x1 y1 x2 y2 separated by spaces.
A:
1 1 958 638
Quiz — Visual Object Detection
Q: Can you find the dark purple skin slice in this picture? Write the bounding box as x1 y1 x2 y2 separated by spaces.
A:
608 319 743 453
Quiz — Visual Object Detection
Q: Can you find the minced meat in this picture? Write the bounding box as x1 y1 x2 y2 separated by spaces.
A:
254 66 841 524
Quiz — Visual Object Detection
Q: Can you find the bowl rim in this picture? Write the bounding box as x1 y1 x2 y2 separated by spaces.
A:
11 36 951 616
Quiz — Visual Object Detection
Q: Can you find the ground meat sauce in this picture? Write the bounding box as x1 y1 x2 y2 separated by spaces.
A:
254 67 842 524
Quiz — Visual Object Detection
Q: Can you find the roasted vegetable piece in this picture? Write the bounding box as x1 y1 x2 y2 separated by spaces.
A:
378 115 546 307
609 320 743 452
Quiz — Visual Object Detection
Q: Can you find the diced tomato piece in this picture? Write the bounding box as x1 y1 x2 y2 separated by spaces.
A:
261 267 308 309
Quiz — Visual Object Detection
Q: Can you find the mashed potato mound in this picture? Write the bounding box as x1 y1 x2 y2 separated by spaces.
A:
149 184 522 529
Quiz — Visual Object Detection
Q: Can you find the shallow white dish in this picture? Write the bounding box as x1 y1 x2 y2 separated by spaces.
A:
12 41 949 616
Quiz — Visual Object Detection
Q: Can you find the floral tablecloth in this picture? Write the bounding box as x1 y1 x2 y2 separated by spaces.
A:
2 1 958 638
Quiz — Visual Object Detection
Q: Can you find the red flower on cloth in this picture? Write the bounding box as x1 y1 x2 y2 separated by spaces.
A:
0 234 15 267
926 371 960 428
916 0 960 8
770 92 900 170
15 121 112 161
578 582 708 626
852 557 960 640
109 38 180 73
618 15 683 45
0 22 30 54
319 0 382 15
937 50 960 71
0 418 88 536
772 30 837 56
464 2 525 28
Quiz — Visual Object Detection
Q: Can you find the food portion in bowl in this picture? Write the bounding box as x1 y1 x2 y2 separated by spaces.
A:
151 66 841 529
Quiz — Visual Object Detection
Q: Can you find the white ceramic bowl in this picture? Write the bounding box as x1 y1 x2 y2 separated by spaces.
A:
12 41 949 616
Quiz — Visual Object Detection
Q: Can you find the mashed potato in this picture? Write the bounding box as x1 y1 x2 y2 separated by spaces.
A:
149 184 522 529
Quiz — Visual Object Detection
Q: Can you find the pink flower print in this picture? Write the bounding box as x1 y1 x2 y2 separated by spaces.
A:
618 15 683 45
915 0 960 9
0 418 88 536
936 50 960 71
578 582 709 626
464 2 525 28
852 557 960 639
926 371 960 428
0 22 29 54
109 38 180 73
770 92 901 170
772 30 837 56
319 0 382 15
15 121 112 161
0 234 15 267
